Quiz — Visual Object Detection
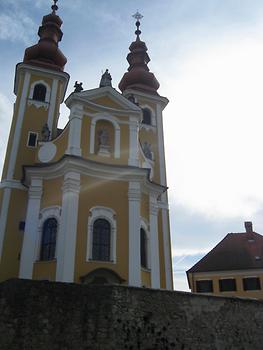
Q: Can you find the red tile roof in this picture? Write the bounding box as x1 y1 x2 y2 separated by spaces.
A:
187 231 263 273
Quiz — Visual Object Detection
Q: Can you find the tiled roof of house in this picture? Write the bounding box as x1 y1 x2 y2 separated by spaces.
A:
187 222 263 273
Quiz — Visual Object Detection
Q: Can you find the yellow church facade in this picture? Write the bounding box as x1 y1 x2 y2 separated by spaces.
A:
0 4 173 289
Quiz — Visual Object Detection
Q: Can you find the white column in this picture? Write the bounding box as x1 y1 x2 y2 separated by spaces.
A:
47 78 58 134
156 103 173 290
56 171 80 283
128 116 139 166
66 104 83 156
150 194 160 289
19 178 43 279
0 188 11 264
7 71 31 179
128 181 141 286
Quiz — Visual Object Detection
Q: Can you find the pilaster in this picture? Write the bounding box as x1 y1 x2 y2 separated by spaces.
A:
149 194 160 288
128 181 141 286
128 116 139 166
19 178 43 279
56 171 80 282
66 104 83 156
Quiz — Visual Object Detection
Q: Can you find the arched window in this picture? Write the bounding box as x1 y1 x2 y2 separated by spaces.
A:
92 219 111 261
40 218 57 261
33 84 47 102
140 228 147 268
142 108 151 125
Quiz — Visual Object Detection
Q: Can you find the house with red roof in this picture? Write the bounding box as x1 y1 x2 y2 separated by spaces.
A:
187 222 263 299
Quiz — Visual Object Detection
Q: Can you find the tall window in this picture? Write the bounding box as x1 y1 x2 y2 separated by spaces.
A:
92 219 111 261
142 108 151 125
196 280 213 293
243 277 261 291
33 84 47 102
40 218 57 261
219 278 237 292
140 228 147 268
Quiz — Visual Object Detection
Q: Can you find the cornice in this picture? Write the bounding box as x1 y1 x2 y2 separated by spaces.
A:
123 89 169 109
23 155 166 196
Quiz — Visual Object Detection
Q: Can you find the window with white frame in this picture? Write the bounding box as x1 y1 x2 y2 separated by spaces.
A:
27 132 38 148
37 206 61 261
28 80 51 104
87 207 117 263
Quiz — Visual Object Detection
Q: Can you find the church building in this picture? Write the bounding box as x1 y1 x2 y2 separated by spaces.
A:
0 2 173 289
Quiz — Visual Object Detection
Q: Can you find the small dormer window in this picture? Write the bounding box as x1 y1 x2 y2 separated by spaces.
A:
33 84 47 102
142 108 151 125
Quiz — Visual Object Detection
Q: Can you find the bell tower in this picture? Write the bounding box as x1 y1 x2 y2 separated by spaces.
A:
119 12 173 289
0 1 69 280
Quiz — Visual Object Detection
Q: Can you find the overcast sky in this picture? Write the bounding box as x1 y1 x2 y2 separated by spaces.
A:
1 0 263 291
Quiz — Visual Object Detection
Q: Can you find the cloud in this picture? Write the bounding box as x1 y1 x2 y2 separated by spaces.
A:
0 3 36 44
163 23 263 220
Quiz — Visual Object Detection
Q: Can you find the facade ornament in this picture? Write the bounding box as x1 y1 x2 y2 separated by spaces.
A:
51 0 59 14
74 81 83 93
41 123 51 141
98 127 110 157
99 69 112 88
142 141 154 160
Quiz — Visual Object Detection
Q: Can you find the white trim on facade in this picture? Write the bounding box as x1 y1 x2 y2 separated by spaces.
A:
128 116 139 166
87 206 117 263
65 104 83 157
89 113 120 158
128 181 141 287
0 188 11 263
56 171 80 283
149 194 160 289
0 180 27 190
19 178 43 279
7 71 31 180
140 217 151 270
27 79 51 110
35 206 61 261
47 79 59 133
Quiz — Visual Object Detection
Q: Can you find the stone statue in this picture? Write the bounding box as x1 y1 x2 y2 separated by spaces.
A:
99 69 112 88
74 81 83 93
41 123 50 142
142 141 153 160
98 127 109 146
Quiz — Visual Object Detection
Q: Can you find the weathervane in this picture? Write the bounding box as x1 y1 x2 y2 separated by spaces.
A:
51 0 58 14
132 11 143 40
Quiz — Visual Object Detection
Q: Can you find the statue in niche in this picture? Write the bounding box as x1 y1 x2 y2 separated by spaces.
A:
74 81 83 93
41 123 50 141
97 127 110 157
142 141 153 160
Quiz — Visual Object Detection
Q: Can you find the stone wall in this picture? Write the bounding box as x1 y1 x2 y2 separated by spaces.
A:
0 279 262 349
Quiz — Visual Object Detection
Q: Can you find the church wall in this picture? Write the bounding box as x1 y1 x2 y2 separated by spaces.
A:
50 126 69 162
93 96 123 109
140 193 149 221
1 279 263 350
32 261 56 281
141 269 151 287
40 178 63 209
0 190 27 281
74 175 129 283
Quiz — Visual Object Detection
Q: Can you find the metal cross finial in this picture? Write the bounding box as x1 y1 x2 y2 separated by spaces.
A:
51 0 59 14
132 11 143 21
132 11 143 40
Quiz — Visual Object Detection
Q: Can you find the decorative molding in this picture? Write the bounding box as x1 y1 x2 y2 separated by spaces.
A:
27 99 49 110
62 172 81 194
47 79 59 131
38 142 57 163
65 105 83 157
87 206 117 263
0 179 27 191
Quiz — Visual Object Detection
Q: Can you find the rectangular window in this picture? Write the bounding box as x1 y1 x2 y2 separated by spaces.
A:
219 278 237 292
243 277 261 291
196 280 213 293
27 132 38 148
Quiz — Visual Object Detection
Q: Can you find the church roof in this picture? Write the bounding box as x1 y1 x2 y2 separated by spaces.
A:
187 222 263 273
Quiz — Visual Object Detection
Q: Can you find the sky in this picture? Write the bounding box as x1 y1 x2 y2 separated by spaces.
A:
1 0 263 291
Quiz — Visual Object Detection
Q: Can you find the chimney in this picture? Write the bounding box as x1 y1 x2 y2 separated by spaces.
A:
244 221 253 233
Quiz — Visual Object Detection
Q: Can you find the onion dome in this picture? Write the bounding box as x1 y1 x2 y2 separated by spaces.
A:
23 1 67 71
119 12 160 95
